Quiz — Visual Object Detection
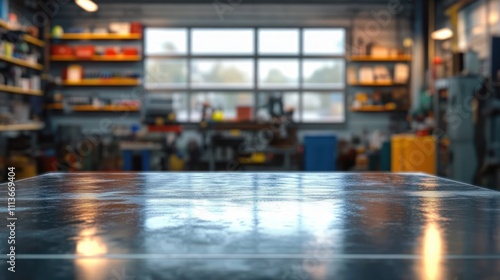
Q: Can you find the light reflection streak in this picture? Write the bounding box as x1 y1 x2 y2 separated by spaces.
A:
422 223 442 280
418 195 445 280
75 227 109 279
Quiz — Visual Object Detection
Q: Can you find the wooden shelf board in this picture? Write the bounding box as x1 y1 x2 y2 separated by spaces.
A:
0 122 44 132
45 104 63 110
22 35 45 47
51 33 142 40
61 79 141 86
0 55 43 70
50 55 142 62
349 55 412 62
46 104 140 112
350 106 407 112
0 20 9 30
0 85 42 96
349 82 408 87
0 20 45 47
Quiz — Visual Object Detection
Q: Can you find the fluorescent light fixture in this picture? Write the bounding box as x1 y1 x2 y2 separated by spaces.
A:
431 28 453 40
75 0 98 12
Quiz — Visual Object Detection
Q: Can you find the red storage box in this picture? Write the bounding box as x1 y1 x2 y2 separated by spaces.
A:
130 22 142 34
122 47 139 56
105 47 118 56
237 106 253 121
51 45 74 56
75 46 95 59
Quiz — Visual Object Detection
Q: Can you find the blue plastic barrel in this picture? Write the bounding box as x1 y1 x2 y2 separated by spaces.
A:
380 141 391 171
304 135 337 171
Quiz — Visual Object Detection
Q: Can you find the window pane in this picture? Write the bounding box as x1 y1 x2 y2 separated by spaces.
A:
303 29 345 55
190 92 254 122
145 28 187 55
303 59 345 88
146 93 189 122
303 92 344 122
145 59 188 88
191 59 254 88
258 29 299 54
192 29 254 54
259 59 299 88
257 92 300 122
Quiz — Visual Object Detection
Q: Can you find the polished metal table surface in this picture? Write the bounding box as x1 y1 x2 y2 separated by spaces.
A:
1 173 500 280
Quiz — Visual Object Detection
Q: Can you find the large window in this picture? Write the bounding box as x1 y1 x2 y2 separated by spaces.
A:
145 27 346 123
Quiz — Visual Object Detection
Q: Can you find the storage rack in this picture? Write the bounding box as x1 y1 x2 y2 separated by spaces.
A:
48 31 143 113
348 55 412 113
0 19 45 131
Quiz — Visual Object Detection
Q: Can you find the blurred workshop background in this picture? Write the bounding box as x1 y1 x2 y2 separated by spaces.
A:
0 0 499 190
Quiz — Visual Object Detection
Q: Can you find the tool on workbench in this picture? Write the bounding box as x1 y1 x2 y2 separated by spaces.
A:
144 94 176 125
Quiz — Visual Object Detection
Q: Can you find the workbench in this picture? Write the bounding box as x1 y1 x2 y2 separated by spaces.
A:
201 121 298 171
1 173 499 279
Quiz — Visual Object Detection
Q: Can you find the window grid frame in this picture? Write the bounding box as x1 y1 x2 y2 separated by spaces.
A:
144 27 347 123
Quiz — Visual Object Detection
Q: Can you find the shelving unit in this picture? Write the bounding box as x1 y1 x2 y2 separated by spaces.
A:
47 26 144 123
0 20 45 48
0 15 46 138
348 53 412 113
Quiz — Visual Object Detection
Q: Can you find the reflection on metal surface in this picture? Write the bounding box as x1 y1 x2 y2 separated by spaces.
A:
75 228 109 280
302 238 336 280
4 172 500 279
76 228 108 256
419 178 440 189
418 195 445 280
422 223 443 280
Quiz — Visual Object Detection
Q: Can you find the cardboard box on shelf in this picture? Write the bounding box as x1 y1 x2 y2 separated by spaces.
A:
394 63 409 84
347 66 358 84
110 23 131 35
370 46 389 57
373 66 392 83
359 67 374 84
65 65 83 82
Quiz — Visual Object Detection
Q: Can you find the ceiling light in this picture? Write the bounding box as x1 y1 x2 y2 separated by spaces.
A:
75 0 98 13
431 28 453 41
